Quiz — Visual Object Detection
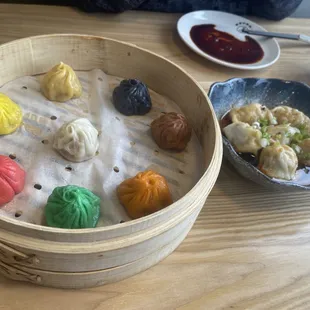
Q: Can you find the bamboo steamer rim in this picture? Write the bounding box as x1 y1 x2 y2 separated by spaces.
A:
1 191 210 253
0 33 222 237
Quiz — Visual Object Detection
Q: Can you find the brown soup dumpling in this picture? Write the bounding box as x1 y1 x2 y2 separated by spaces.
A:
151 112 192 151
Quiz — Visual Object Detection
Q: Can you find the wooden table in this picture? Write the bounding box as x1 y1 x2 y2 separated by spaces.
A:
1 4 310 310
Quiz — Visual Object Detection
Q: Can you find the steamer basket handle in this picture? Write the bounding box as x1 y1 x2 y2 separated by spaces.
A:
0 260 41 284
0 241 39 265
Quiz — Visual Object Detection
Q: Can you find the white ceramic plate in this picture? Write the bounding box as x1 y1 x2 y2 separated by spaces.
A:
177 11 280 70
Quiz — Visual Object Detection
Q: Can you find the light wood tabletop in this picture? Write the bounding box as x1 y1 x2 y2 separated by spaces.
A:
1 4 310 310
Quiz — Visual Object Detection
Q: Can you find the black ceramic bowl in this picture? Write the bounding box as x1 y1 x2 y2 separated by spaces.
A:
208 78 310 191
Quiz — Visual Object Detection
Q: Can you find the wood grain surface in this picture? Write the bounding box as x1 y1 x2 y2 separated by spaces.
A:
1 4 310 309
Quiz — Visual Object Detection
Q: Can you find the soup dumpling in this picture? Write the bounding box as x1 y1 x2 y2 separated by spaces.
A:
230 103 276 126
223 122 267 155
53 118 99 162
41 62 82 102
258 144 298 180
0 155 26 206
45 185 100 229
117 170 173 219
151 112 192 151
0 93 23 135
113 79 152 116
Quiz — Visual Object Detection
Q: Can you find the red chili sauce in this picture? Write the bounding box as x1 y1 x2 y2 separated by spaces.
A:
190 24 264 64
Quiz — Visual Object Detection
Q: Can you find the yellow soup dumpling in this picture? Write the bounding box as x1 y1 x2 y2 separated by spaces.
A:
41 62 82 102
0 93 23 135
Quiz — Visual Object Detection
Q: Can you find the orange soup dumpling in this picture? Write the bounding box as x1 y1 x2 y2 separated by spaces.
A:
117 170 173 219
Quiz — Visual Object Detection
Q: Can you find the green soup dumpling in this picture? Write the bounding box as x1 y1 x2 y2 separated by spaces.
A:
45 185 100 229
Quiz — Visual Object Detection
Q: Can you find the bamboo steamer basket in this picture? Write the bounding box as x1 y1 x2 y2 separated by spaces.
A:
0 34 222 289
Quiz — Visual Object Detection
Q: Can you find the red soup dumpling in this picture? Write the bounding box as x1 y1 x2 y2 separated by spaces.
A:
0 155 26 206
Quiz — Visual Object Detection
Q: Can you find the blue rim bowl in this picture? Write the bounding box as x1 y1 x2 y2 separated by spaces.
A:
208 77 310 191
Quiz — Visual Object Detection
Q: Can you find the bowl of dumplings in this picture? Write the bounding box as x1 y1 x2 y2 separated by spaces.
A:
209 77 310 191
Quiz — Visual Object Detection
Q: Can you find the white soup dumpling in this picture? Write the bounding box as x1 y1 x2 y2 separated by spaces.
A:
53 118 99 162
229 103 276 126
258 144 298 180
223 122 265 155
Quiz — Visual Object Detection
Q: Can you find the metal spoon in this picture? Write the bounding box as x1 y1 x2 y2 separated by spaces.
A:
242 28 310 44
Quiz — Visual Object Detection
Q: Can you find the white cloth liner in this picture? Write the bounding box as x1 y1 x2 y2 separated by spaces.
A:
0 69 203 227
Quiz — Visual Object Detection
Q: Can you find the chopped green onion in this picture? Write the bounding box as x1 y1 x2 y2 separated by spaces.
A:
290 124 310 144
259 119 269 127
260 122 271 141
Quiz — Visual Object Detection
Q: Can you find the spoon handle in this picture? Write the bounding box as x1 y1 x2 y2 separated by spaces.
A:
242 28 301 41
